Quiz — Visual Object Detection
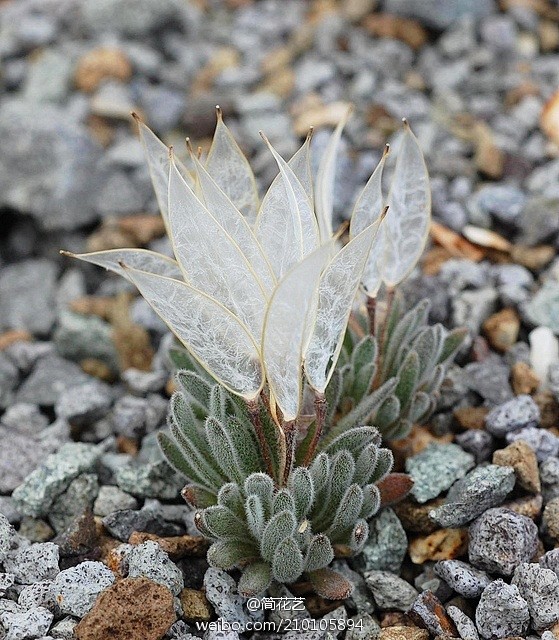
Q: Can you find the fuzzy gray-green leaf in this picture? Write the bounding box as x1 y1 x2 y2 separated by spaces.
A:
207 539 259 570
245 473 274 518
374 395 400 430
360 484 381 519
245 495 265 539
409 391 431 422
328 484 364 540
238 562 273 596
205 417 244 484
217 483 245 518
369 448 394 483
260 510 297 562
353 444 379 486
202 505 248 539
304 534 334 572
177 371 211 418
273 489 296 516
321 426 380 459
438 327 468 364
288 467 314 519
309 453 330 494
272 536 303 583
394 350 419 412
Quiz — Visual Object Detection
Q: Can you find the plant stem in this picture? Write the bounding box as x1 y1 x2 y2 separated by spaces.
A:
282 419 298 486
372 287 395 390
303 392 327 467
246 399 275 480
366 296 376 336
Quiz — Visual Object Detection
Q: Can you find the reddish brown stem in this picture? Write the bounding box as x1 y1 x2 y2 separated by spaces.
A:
303 392 327 467
246 399 275 480
367 297 376 336
282 419 298 486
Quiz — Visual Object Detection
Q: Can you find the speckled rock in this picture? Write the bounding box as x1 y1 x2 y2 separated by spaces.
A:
543 497 559 542
406 443 474 504
0 573 15 597
54 380 112 426
203 568 252 627
0 605 54 640
433 560 491 598
102 508 182 542
430 465 516 527
485 395 540 436
126 540 184 596
75 576 176 640
48 473 99 534
455 430 494 464
506 426 559 462
540 549 559 578
345 613 380 640
115 460 184 500
475 580 530 639
447 605 479 640
50 561 115 617
469 508 539 576
364 570 419 611
359 508 407 573
93 485 139 517
512 562 559 630
12 443 100 517
18 581 56 612
3 542 60 584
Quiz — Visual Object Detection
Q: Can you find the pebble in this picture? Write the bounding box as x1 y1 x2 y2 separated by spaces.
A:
512 562 559 630
408 528 468 564
540 549 559 578
0 259 58 336
15 354 91 406
1 403 48 434
524 282 559 334
18 580 56 612
49 616 78 639
384 0 496 30
4 542 60 584
203 568 252 627
430 465 516 527
102 507 182 542
364 571 419 611
0 573 16 597
447 606 479 640
74 576 176 640
455 430 493 463
462 361 513 405
492 440 541 493
48 473 99 534
115 459 184 500
485 395 540 436
379 628 427 640
12 443 100 518
406 443 474 503
475 580 530 639
468 508 539 576
358 508 407 573
93 485 138 517
50 561 115 617
122 368 168 395
55 380 112 426
506 426 559 462
433 560 491 598
126 540 184 596
345 613 380 640
482 308 520 352
407 590 457 637
0 605 54 640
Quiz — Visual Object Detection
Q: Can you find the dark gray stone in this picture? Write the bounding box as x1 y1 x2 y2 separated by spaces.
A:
469 508 539 576
93 486 138 517
364 571 418 611
48 474 99 534
357 508 407 573
430 465 515 527
102 508 183 542
485 394 540 436
463 361 513 405
55 380 112 426
455 430 494 463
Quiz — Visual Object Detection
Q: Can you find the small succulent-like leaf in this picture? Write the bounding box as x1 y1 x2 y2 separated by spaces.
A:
157 432 204 486
438 327 468 364
273 489 296 516
205 108 259 224
382 121 431 287
245 473 274 519
409 391 431 422
305 222 380 393
181 484 217 509
360 485 381 519
217 483 245 518
238 562 273 597
261 511 297 562
288 467 314 519
374 395 400 430
382 300 429 378
347 519 369 552
202 505 248 539
309 453 330 494
376 473 414 507
205 418 245 484
315 109 350 243
208 384 227 423
168 346 211 380
308 568 353 600
394 350 420 412
414 325 444 382
225 416 263 477
328 484 364 540
369 448 394 483
207 539 259 570
176 372 211 417
329 377 399 436
353 444 379 486
256 134 319 279
272 536 304 583
245 495 266 539
123 266 264 399
304 534 334 572
321 426 380 460
168 158 267 342
262 244 332 421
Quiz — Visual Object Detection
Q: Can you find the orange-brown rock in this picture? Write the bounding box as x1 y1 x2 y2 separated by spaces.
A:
363 14 427 49
380 626 429 640
118 215 166 245
128 532 210 559
541 89 559 146
533 391 559 429
180 588 213 623
482 308 520 352
510 244 555 271
80 358 114 382
0 330 32 350
493 440 541 493
380 612 416 628
453 406 489 430
409 529 468 564
393 498 444 535
75 577 176 640
75 47 133 93
511 362 540 395
503 494 543 520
